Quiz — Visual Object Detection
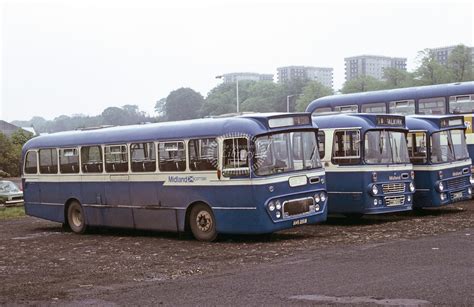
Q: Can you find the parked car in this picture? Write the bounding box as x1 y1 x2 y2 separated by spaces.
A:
0 180 24 206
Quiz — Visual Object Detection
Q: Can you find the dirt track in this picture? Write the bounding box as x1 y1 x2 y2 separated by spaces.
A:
0 202 473 305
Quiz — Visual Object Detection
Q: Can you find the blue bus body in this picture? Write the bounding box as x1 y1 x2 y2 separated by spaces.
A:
21 113 327 238
305 82 474 175
405 115 472 208
313 113 415 215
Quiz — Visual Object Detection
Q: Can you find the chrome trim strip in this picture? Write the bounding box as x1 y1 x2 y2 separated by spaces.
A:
212 207 257 210
327 191 364 194
82 204 185 210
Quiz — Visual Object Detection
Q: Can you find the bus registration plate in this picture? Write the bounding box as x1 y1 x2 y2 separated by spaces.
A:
293 218 308 226
452 191 463 200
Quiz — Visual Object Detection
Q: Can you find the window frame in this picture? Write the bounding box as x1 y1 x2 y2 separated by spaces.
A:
317 131 325 159
222 137 250 177
158 140 187 172
448 94 474 114
81 145 104 174
388 99 415 115
59 147 80 174
334 105 358 113
130 142 157 173
24 150 38 175
417 97 446 115
361 102 387 113
406 131 428 165
38 148 59 174
188 138 218 172
104 144 129 173
331 129 361 165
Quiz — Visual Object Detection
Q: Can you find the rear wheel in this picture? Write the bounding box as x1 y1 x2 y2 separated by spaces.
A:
67 201 87 234
190 204 217 242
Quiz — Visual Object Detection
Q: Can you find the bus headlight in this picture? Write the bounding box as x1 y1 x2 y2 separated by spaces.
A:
268 202 275 211
409 182 415 192
314 194 321 203
437 181 444 192
407 195 411 202
320 192 327 202
275 211 281 219
371 184 379 196
314 204 320 211
275 200 282 210
411 171 415 180
440 193 447 201
468 187 472 195
373 198 378 206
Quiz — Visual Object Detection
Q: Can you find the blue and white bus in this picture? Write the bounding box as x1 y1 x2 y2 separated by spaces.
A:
305 81 474 174
313 113 415 217
21 113 328 241
406 115 472 208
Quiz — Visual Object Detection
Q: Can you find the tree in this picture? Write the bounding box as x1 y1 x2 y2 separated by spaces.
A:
101 107 129 125
448 44 473 82
0 133 22 177
200 82 255 117
341 76 385 94
382 68 416 89
161 88 204 121
295 81 333 112
240 81 282 112
415 49 452 85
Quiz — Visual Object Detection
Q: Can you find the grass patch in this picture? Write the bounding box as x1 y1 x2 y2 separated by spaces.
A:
0 206 25 219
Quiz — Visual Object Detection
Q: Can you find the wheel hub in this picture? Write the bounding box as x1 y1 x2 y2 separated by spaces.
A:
196 211 212 232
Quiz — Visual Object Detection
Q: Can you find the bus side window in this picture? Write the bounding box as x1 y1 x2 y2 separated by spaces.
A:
39 148 58 174
388 100 415 115
81 146 103 173
131 142 156 172
331 130 360 165
317 131 325 159
24 151 38 174
105 145 128 173
448 94 474 114
59 148 79 173
361 102 387 113
314 107 332 114
223 138 249 176
189 138 218 171
407 132 427 164
335 105 358 113
418 97 446 115
158 142 186 172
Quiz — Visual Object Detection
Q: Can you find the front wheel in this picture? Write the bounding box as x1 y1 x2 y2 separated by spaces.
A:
67 201 87 234
190 204 217 242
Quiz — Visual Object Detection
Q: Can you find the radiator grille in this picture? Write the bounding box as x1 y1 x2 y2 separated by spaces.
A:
446 177 469 190
283 197 314 217
382 183 405 194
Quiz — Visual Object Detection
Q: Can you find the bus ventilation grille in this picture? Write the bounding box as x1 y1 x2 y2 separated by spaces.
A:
382 183 405 194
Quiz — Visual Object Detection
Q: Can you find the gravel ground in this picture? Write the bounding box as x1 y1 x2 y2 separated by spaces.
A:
0 201 473 304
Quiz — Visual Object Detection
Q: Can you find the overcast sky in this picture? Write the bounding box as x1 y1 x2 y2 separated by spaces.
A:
1 0 473 122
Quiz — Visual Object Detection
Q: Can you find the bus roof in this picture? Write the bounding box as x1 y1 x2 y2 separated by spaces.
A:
406 115 466 132
312 113 407 131
23 113 315 150
306 81 474 113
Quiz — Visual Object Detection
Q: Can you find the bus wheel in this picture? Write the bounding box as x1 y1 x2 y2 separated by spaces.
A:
190 204 217 242
67 201 87 234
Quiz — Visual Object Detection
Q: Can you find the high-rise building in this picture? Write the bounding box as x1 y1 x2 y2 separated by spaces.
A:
429 45 473 66
221 72 273 84
344 55 407 82
276 66 334 89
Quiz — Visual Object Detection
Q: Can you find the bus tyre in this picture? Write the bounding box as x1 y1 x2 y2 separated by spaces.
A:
190 204 217 242
67 201 87 234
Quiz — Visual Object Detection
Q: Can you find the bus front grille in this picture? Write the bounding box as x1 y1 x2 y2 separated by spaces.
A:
283 197 314 217
382 183 405 194
384 195 405 206
447 177 469 190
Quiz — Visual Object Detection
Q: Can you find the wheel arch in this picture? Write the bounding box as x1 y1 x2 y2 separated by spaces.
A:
63 197 81 225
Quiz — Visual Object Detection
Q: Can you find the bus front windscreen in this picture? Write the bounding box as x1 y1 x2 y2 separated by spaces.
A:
254 131 321 176
364 130 410 164
431 129 469 163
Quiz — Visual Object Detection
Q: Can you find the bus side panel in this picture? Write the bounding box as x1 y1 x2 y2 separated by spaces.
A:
131 181 179 232
40 181 60 205
103 181 133 228
23 181 40 204
325 171 365 214
81 181 105 226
